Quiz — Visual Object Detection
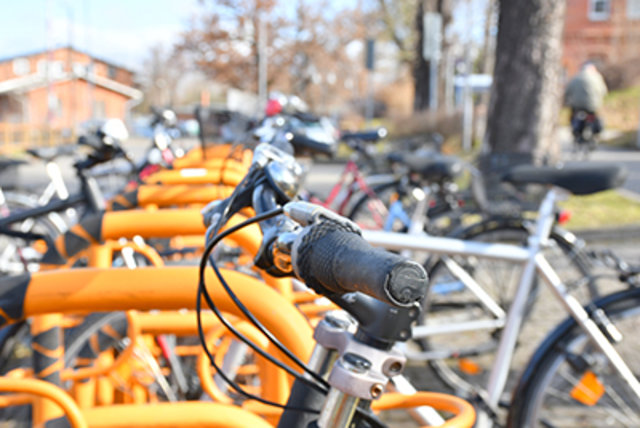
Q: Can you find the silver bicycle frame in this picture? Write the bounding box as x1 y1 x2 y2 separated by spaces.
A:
363 187 640 418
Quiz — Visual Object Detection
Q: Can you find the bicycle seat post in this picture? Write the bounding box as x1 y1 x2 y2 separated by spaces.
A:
527 187 559 249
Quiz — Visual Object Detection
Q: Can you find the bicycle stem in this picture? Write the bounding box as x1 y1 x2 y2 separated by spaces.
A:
316 296 421 427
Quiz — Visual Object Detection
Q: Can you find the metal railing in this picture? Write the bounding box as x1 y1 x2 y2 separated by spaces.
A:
0 123 75 154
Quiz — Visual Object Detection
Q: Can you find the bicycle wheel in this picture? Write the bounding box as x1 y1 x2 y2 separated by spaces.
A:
0 192 67 275
348 179 466 234
507 286 640 428
347 180 397 230
416 217 593 398
63 311 201 401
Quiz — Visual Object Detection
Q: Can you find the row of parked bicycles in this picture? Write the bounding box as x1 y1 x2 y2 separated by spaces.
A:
0 101 636 428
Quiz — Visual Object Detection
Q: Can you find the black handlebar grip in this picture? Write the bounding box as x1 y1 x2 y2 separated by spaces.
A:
340 128 386 142
291 221 427 307
289 133 336 157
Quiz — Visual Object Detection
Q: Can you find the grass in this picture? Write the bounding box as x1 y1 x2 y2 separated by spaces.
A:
601 85 640 137
558 190 640 230
604 130 639 148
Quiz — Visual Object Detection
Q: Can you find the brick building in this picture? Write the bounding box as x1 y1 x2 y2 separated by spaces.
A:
0 46 141 133
563 0 640 82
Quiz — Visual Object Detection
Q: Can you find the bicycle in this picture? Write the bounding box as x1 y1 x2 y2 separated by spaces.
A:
346 147 470 233
331 146 598 394
359 163 638 427
0 124 138 276
320 128 398 199
204 139 637 426
194 139 638 426
570 109 601 159
251 110 400 221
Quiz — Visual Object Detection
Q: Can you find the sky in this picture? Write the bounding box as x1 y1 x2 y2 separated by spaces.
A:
0 0 490 73
0 0 203 71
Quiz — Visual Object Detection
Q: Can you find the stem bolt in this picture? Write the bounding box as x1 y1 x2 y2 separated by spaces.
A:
370 383 384 399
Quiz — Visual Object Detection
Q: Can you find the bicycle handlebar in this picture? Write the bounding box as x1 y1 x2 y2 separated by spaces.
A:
286 202 427 308
75 134 132 172
203 143 428 308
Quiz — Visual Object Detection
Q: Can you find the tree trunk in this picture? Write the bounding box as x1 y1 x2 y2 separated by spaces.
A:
483 0 566 164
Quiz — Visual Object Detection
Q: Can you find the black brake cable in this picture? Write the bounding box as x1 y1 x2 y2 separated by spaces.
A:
198 162 388 424
196 287 319 414
199 209 327 392
201 237 327 393
199 212 390 426
203 217 331 390
197 209 328 411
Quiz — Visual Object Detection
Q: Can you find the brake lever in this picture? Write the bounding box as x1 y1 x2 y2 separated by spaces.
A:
201 164 263 231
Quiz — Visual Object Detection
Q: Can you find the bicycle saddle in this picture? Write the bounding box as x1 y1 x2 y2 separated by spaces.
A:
501 164 627 195
26 145 76 162
340 128 387 143
388 151 463 182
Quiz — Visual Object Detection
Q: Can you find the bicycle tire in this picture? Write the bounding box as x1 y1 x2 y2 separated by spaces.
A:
346 180 397 230
348 179 466 234
416 217 593 398
0 193 68 275
0 313 123 426
2 191 69 235
507 286 640 428
63 312 128 367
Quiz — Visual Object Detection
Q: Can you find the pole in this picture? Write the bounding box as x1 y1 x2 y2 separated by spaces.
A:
636 98 640 149
461 0 473 151
85 0 94 120
429 58 439 110
67 3 76 136
365 38 375 124
46 0 53 129
258 16 268 115
444 46 455 114
365 71 374 124
462 74 473 152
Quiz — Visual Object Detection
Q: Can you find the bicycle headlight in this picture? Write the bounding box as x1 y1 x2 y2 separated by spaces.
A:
265 156 304 201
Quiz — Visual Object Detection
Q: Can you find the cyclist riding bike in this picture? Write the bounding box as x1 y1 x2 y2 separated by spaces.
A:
564 62 608 149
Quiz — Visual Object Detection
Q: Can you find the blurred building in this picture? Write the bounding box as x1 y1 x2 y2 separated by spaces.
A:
0 46 142 147
563 0 640 84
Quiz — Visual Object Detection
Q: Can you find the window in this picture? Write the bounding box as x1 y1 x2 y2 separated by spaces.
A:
72 62 87 76
93 100 106 119
37 59 47 74
50 61 63 77
628 0 640 19
107 65 117 79
12 58 30 76
589 0 610 20
36 60 64 77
